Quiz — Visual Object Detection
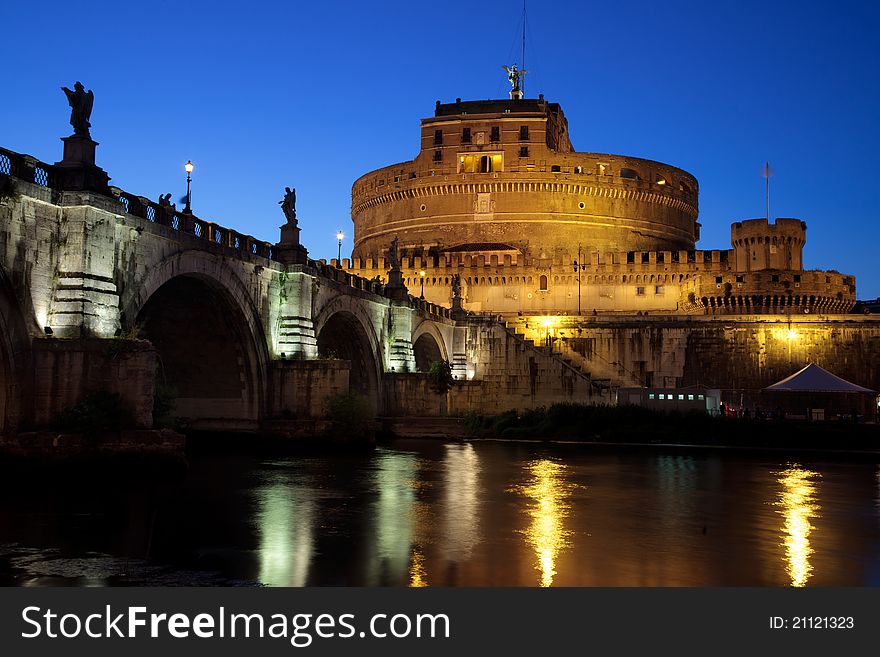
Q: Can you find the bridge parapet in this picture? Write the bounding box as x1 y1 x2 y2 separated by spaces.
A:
1 145 278 263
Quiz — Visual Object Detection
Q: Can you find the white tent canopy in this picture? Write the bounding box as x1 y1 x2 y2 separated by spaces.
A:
763 363 876 393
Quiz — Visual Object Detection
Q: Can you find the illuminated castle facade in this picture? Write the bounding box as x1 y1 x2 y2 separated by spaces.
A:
346 95 855 315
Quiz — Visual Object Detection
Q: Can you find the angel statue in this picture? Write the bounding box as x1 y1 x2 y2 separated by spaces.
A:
62 81 94 137
389 236 400 270
502 64 528 98
279 186 297 224
451 273 462 299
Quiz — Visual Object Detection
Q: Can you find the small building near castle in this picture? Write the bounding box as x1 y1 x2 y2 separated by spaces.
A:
346 89 855 317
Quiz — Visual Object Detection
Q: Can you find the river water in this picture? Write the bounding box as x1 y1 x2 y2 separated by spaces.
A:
1 440 879 587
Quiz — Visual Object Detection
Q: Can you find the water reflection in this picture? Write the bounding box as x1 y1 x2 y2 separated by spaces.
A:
409 547 428 587
441 444 481 563
774 465 821 587
370 450 421 586
511 459 576 587
256 474 315 587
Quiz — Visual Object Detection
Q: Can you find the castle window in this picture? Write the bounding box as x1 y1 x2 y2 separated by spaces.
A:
519 125 529 140
491 126 500 142
627 252 635 264
574 166 583 174
679 181 692 194
598 163 609 176
655 175 667 185
539 275 548 291
794 275 801 283
772 274 780 282
551 165 561 172
636 286 645 296
736 275 744 283
519 146 529 158
462 128 471 143
459 153 503 173
715 276 723 284
655 285 664 294
620 168 640 180
434 129 443 145
433 150 442 162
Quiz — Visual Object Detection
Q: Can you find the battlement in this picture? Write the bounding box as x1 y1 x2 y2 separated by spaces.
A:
731 217 806 272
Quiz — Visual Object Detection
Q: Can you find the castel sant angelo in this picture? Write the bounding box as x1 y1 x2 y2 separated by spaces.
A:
346 67 855 318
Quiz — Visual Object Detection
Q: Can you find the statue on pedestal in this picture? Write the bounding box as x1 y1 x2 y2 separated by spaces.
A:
451 273 462 299
389 236 400 270
61 82 94 137
502 64 527 99
279 187 297 224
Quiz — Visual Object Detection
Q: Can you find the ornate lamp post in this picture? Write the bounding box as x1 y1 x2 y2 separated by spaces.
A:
336 230 344 267
572 244 586 315
183 160 194 214
419 270 426 299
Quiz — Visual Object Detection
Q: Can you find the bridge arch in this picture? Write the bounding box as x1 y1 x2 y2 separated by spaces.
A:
411 321 449 373
124 251 269 430
313 292 384 413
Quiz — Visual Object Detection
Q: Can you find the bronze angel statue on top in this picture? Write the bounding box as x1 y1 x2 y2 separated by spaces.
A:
62 81 94 137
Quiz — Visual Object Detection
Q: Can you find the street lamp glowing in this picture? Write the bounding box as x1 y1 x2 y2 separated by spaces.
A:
183 160 194 213
336 230 344 267
419 270 426 299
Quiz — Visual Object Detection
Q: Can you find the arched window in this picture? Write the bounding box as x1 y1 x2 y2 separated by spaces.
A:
539 275 548 291
619 167 640 180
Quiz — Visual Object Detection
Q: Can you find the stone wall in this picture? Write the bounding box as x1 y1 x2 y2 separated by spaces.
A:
269 360 349 419
509 315 880 394
30 338 156 429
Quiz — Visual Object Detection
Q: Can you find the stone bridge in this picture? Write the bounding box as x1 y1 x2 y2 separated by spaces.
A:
0 142 601 438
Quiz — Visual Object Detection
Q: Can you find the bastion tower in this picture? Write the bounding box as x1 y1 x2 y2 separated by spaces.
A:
347 86 855 316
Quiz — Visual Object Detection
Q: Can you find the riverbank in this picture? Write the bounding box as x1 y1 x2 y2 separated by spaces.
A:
462 403 880 454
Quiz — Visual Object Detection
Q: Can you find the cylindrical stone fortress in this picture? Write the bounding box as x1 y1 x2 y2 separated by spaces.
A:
351 98 699 262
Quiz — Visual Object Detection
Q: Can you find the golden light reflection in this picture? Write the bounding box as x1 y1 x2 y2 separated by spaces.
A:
511 459 576 587
409 547 428 587
774 465 820 587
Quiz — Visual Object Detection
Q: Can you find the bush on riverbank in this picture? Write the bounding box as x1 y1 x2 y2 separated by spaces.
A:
465 403 880 450
324 392 375 443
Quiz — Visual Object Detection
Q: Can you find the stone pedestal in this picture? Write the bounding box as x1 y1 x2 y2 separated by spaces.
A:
385 267 409 301
275 221 309 265
54 134 110 192
451 294 467 321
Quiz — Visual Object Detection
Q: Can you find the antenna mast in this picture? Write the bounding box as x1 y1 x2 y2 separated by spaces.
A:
521 1 526 96
763 161 772 220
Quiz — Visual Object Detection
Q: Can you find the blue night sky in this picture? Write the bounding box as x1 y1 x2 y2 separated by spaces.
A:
3 0 879 297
